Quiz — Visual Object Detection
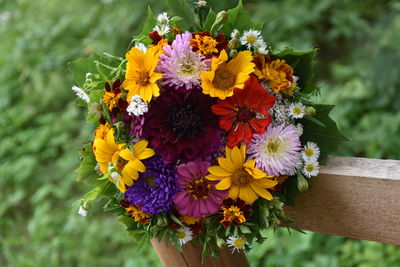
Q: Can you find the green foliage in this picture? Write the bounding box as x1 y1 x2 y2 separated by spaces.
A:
221 0 263 35
301 105 348 164
1 0 400 266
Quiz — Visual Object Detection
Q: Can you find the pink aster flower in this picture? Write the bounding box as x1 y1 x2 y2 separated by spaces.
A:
247 124 301 176
158 31 209 90
173 161 227 218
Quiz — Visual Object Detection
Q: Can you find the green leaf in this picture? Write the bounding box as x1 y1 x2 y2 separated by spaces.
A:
68 53 120 88
139 6 157 38
239 225 251 234
203 9 216 31
272 48 319 95
165 0 196 29
282 175 301 206
221 0 263 36
301 105 348 164
304 115 326 128
75 144 98 185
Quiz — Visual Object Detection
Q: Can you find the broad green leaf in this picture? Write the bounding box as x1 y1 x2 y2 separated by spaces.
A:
301 105 348 164
272 48 319 95
139 6 157 39
165 0 195 29
203 9 216 31
75 144 98 185
221 0 263 36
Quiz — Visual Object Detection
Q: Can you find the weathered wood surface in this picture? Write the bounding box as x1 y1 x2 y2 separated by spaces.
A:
285 156 400 246
151 238 250 267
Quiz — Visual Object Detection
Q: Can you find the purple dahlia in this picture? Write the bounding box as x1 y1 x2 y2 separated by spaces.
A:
124 156 179 215
143 88 222 164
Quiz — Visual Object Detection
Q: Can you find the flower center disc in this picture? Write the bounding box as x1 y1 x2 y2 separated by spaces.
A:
168 104 203 138
236 107 253 122
135 70 150 86
232 169 252 187
212 65 236 90
115 156 129 172
188 177 210 199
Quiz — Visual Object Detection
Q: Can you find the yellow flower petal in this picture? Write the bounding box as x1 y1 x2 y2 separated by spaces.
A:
238 186 258 204
250 183 273 200
216 178 232 190
253 178 278 188
228 185 240 199
205 174 221 181
230 146 244 169
119 148 135 161
218 157 235 172
208 166 233 177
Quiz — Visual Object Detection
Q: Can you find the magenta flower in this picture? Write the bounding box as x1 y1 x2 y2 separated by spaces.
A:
158 31 209 90
173 161 227 218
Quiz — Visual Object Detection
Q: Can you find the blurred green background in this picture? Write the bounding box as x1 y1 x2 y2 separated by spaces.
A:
1 0 399 266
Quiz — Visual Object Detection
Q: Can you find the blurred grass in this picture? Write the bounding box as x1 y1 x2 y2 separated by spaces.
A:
0 0 399 266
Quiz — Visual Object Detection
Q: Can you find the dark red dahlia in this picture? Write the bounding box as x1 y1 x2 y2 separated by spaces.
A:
143 88 222 164
211 75 276 148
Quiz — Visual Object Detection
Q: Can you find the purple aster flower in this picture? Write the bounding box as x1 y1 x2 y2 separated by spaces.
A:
124 156 179 215
247 124 301 176
158 31 209 90
143 87 223 164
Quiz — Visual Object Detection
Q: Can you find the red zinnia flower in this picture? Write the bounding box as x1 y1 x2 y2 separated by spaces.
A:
211 75 275 148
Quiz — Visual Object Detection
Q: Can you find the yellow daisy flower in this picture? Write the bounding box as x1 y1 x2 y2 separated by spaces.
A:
122 46 163 103
206 144 277 204
200 50 255 99
93 128 155 192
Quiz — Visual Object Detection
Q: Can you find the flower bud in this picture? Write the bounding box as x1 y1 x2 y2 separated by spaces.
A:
216 238 226 248
157 216 168 227
215 11 228 25
305 106 316 116
228 38 239 50
229 49 238 58
297 173 309 192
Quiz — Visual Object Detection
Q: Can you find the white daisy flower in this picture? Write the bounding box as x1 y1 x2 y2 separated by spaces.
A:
127 94 149 116
153 24 170 36
78 206 88 217
226 236 246 254
302 142 320 162
134 42 147 53
302 159 320 178
71 85 90 103
289 102 305 119
240 29 263 49
253 40 269 55
157 12 170 25
231 29 240 39
177 226 193 245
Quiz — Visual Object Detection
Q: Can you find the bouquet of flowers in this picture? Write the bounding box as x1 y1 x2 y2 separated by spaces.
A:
71 0 346 257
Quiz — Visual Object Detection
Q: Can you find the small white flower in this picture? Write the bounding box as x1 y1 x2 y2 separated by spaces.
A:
302 159 320 178
134 42 147 53
240 29 263 49
88 102 103 120
253 40 269 55
302 142 320 162
226 236 246 254
95 163 103 176
231 29 240 39
78 206 88 217
295 123 304 136
293 75 299 83
157 12 170 25
127 94 149 116
110 171 121 187
153 24 170 36
177 226 193 245
289 102 305 119
195 0 207 7
71 85 90 103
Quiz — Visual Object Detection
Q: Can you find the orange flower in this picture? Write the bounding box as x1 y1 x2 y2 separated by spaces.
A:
254 55 297 96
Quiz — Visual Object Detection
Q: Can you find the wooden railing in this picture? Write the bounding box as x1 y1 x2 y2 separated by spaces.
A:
152 156 400 266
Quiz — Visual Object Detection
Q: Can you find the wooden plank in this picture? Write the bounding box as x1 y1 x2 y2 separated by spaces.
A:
284 156 400 245
151 238 250 267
